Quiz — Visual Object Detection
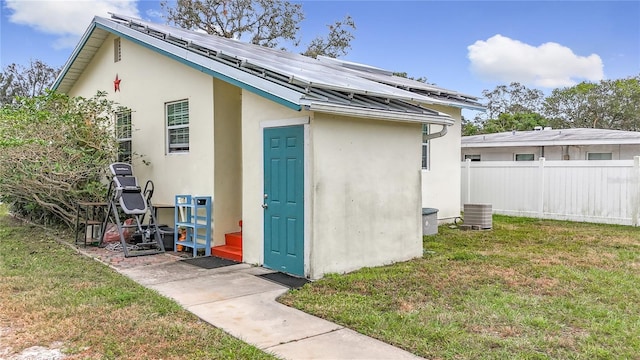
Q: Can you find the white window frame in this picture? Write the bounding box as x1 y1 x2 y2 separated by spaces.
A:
587 152 612 160
515 153 535 161
421 124 430 170
464 154 481 162
166 99 189 154
115 110 132 163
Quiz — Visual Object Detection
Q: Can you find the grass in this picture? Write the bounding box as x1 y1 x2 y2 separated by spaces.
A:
0 205 275 360
280 215 640 359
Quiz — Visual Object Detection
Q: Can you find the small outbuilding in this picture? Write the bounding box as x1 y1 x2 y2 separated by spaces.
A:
462 127 640 162
54 14 483 279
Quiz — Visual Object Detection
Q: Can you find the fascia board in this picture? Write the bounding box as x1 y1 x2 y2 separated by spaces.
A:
305 102 455 125
441 101 486 111
52 19 99 91
462 139 640 148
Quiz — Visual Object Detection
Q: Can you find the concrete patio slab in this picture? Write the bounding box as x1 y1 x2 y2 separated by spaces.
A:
82 245 426 360
187 289 341 348
118 260 210 285
268 328 423 360
149 271 287 306
238 266 278 276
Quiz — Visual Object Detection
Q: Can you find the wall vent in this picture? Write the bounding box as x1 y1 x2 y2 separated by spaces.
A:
463 203 492 229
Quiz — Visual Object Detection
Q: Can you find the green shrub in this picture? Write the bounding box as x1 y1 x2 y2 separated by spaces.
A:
0 91 121 227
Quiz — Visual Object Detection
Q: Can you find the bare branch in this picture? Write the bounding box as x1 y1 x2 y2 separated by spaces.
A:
161 0 353 55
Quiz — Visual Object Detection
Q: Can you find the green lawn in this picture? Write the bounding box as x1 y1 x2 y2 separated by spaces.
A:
280 215 640 359
0 206 274 359
4 204 639 359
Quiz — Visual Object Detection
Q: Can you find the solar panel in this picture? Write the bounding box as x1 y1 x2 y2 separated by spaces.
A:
110 14 483 110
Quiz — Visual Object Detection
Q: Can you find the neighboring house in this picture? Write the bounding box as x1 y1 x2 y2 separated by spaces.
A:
462 127 640 162
54 14 483 279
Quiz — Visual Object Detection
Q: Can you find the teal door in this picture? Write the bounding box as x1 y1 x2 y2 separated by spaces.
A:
263 125 304 276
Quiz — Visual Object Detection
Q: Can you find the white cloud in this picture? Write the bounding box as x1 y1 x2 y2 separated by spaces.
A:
145 8 163 20
467 34 604 88
5 0 140 49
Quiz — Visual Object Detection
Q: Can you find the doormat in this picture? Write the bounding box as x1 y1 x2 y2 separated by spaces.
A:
257 272 310 289
182 256 239 269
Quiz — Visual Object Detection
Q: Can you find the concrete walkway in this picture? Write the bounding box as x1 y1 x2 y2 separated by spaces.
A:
109 256 423 360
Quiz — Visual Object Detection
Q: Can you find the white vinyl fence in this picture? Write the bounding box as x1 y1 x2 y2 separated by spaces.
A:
461 157 640 226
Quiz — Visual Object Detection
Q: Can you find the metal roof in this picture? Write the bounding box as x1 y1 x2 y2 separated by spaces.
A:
316 56 484 111
54 14 485 124
462 128 640 148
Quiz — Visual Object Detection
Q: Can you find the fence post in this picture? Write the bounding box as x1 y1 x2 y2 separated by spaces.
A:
466 158 471 204
538 157 546 218
633 156 640 226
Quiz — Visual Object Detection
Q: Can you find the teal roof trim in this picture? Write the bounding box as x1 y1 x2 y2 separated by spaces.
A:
95 23 302 111
54 15 481 122
51 22 99 91
53 20 301 111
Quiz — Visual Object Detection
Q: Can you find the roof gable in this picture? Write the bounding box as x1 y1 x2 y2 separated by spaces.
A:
54 14 484 124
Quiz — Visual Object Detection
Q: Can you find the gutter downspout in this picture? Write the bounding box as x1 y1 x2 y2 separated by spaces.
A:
423 124 448 140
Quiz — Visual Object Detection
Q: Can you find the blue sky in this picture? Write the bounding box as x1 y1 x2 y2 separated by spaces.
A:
1 0 639 104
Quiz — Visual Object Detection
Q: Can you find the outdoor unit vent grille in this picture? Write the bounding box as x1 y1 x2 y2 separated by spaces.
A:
463 203 492 229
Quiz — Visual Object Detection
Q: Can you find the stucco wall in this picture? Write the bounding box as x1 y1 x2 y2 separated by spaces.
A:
240 91 310 266
462 144 640 161
311 114 423 278
462 146 549 161
64 33 461 276
213 79 242 245
421 105 462 221
68 34 215 225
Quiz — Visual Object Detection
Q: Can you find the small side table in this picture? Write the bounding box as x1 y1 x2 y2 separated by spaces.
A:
151 203 175 225
75 201 107 246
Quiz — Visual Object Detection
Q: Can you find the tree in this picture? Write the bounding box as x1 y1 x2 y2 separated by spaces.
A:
392 72 429 84
482 112 548 134
0 72 12 105
544 76 640 130
302 15 355 58
462 115 481 136
160 0 356 58
481 82 545 121
0 91 121 227
0 60 60 106
468 82 547 134
468 76 640 135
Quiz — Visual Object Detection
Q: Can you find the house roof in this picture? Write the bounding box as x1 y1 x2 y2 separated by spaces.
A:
53 14 484 125
462 128 640 148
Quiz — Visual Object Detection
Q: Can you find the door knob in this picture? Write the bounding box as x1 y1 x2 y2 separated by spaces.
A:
262 203 268 209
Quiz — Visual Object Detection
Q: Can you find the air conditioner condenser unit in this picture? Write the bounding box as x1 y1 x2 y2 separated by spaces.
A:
463 203 492 230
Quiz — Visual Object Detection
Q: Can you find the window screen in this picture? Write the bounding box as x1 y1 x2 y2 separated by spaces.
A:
166 100 189 153
587 152 612 160
421 124 429 170
515 153 535 161
116 111 131 163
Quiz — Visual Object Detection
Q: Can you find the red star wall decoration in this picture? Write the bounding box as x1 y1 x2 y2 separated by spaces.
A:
114 74 121 92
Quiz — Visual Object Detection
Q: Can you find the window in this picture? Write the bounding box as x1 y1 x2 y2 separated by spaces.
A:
116 111 132 163
421 124 429 170
587 152 612 160
114 38 121 62
464 154 481 161
166 100 189 153
515 153 535 161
